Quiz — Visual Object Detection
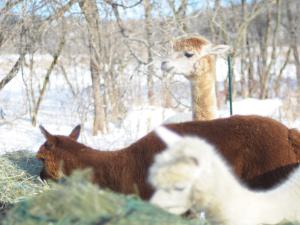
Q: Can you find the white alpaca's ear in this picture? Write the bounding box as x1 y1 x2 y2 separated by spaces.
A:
155 127 182 147
203 44 231 56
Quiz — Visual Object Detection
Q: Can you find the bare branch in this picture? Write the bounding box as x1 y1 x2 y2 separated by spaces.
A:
104 0 143 9
0 54 25 91
0 0 23 16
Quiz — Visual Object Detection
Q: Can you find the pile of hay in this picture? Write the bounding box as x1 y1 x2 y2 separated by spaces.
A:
3 171 202 225
0 150 48 206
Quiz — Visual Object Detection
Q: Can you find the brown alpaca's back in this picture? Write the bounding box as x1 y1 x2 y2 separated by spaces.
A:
165 115 300 188
37 115 300 200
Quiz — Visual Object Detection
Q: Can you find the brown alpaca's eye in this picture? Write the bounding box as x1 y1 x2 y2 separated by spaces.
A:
44 142 53 149
184 52 194 58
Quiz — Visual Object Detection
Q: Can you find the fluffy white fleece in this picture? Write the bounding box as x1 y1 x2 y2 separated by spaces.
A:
149 127 300 225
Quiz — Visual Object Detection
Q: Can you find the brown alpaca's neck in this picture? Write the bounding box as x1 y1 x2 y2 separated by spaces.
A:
64 143 154 199
190 55 217 121
72 147 129 179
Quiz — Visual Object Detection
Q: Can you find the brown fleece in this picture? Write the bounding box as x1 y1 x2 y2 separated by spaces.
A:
36 115 300 200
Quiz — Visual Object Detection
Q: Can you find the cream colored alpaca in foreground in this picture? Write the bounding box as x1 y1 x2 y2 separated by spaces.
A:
149 127 300 225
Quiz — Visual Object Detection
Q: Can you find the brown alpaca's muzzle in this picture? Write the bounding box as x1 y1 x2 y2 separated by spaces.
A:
36 150 47 161
39 166 51 180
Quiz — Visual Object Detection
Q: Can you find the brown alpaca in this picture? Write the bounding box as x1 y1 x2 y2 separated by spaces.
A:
37 115 300 200
161 35 229 120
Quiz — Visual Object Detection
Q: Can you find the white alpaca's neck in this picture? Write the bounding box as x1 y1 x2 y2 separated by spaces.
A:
193 152 300 225
190 56 217 121
190 80 217 120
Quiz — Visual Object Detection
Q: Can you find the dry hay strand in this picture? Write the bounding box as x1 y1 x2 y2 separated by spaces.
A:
3 170 202 225
0 150 48 206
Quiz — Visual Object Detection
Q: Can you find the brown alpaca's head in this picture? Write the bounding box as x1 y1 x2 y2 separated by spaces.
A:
161 35 230 78
36 125 81 181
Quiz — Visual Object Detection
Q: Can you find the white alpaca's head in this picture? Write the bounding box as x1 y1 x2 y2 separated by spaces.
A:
161 35 230 78
149 127 218 214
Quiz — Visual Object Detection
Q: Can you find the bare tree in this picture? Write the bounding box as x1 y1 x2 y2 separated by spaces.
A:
208 0 277 99
257 0 281 99
167 0 188 33
143 0 155 105
273 47 291 96
285 0 300 105
0 0 77 91
31 23 66 126
79 0 107 135
1 0 300 133
0 53 25 91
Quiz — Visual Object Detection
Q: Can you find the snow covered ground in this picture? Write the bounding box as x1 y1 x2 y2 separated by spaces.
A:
0 54 299 155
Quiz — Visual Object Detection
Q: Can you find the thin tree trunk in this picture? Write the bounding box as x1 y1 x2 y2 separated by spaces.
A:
258 7 271 99
0 53 25 90
240 0 248 98
286 0 300 106
259 0 281 99
293 45 300 101
246 36 255 96
79 0 107 135
273 47 291 96
31 30 65 126
90 44 106 135
162 73 173 108
60 64 76 97
143 0 155 105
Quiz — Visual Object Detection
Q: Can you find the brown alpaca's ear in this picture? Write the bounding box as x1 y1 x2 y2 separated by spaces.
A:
39 125 57 147
39 125 52 139
69 125 81 140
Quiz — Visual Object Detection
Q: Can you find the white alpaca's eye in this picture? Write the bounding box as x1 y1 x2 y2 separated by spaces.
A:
184 52 194 58
174 186 185 191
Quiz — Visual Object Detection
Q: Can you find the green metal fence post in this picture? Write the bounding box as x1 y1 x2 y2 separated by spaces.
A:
227 54 233 116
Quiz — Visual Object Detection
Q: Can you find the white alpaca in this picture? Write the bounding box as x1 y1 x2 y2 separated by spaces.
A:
161 35 230 121
149 127 300 225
